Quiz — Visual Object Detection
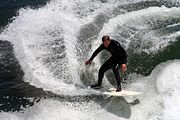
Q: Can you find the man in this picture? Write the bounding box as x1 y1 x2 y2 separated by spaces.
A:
85 35 127 92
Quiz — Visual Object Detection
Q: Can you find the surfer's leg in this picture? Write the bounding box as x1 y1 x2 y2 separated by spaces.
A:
97 58 114 85
113 65 122 92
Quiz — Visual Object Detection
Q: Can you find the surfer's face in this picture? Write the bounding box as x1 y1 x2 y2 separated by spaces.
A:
103 39 110 48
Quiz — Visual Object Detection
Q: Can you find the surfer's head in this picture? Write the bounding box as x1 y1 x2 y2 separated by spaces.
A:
102 35 110 48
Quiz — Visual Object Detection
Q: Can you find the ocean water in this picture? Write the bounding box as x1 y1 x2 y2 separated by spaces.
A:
0 0 180 120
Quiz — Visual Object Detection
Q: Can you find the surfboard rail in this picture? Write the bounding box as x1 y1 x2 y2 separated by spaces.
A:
103 88 142 96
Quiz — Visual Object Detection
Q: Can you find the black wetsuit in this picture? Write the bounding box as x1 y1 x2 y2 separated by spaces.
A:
89 40 127 89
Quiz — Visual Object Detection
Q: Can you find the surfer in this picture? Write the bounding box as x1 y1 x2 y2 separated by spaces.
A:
85 35 127 92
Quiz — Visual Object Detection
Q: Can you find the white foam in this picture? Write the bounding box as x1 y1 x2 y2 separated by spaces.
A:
156 61 180 120
0 113 21 120
122 60 180 120
0 98 121 120
98 6 180 52
0 60 179 120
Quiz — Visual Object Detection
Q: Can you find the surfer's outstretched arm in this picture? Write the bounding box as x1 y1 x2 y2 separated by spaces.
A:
85 44 104 65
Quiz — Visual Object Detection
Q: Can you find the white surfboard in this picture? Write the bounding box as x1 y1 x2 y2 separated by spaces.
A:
103 88 141 96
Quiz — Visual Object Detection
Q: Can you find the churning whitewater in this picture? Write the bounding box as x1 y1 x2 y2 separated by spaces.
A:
0 0 180 120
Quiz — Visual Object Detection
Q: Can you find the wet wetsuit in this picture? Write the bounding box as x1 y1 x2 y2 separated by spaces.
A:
89 40 127 90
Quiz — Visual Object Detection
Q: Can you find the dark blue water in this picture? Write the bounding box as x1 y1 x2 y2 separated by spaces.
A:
0 0 49 28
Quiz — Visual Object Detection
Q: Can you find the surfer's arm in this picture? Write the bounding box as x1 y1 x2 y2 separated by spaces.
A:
85 44 104 65
118 46 127 72
120 54 127 72
89 44 104 61
122 57 127 64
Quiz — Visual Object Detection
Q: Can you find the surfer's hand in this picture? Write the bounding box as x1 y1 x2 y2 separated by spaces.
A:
121 64 127 72
85 60 92 65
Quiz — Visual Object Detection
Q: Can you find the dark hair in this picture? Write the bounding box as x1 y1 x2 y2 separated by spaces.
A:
102 35 110 42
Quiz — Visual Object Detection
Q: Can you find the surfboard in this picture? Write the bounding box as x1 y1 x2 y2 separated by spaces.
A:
103 88 141 97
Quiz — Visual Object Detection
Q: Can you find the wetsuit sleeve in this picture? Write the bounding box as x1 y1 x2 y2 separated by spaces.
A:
89 44 104 61
115 41 127 64
122 53 127 64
